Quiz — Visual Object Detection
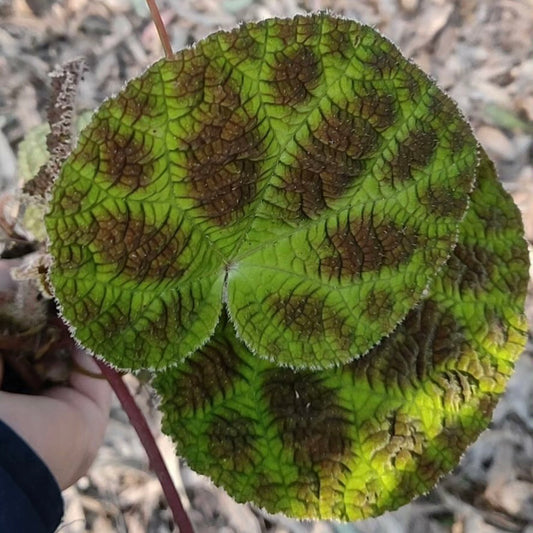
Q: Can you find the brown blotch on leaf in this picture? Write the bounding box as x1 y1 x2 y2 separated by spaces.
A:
136 293 183 350
68 288 105 324
218 26 262 62
184 75 264 225
169 336 244 413
366 289 395 320
92 302 131 341
57 216 98 248
321 18 354 59
167 50 209 100
360 45 401 79
57 185 89 215
91 118 155 191
262 368 352 470
387 128 438 185
421 184 468 218
207 411 258 472
354 92 397 131
267 292 353 354
272 18 298 45
91 211 187 282
114 87 155 123
348 299 466 388
281 108 379 219
269 293 325 340
314 108 380 159
444 243 492 294
321 216 419 281
269 45 322 106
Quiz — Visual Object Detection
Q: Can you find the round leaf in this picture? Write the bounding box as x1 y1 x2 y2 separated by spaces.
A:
46 14 479 369
153 151 529 520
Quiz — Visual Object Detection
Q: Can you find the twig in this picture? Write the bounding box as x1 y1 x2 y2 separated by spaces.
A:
94 358 195 533
146 0 173 57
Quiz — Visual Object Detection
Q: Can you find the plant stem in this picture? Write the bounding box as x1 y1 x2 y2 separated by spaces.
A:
94 358 195 533
146 0 173 57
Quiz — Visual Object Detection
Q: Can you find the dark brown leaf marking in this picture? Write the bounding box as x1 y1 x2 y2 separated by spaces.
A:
262 369 352 472
321 18 354 59
91 118 155 191
366 289 395 320
444 243 493 294
272 18 298 45
135 292 189 354
314 108 380 159
167 50 209 101
218 26 262 62
114 92 152 122
271 14 321 44
321 216 419 281
90 302 131 342
420 184 468 218
446 239 527 299
354 92 398 131
207 410 258 472
91 211 187 282
348 299 466 388
56 184 89 215
267 292 352 351
269 45 322 106
56 215 98 247
53 216 98 269
184 74 264 225
358 44 402 79
450 125 474 154
269 293 324 340
387 127 438 185
167 335 243 413
113 68 160 121
61 283 104 324
472 172 524 234
281 109 380 219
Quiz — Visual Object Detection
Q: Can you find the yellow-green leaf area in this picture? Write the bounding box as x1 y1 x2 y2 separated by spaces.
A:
153 150 529 520
46 13 484 369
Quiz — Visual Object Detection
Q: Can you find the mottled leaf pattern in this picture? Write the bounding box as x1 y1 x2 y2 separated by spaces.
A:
45 13 529 520
46 14 480 369
154 153 529 519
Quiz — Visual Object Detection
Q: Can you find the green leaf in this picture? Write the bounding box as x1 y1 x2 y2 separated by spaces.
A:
153 151 529 520
45 11 529 521
46 14 484 369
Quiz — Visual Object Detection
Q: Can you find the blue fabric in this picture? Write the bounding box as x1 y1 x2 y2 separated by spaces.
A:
0 419 63 532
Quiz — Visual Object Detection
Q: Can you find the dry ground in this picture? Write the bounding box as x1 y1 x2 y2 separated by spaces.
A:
1 0 532 532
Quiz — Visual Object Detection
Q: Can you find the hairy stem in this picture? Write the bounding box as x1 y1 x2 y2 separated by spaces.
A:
146 0 173 57
94 359 194 533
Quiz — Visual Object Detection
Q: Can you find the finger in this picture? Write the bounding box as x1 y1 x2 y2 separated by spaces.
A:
68 348 112 415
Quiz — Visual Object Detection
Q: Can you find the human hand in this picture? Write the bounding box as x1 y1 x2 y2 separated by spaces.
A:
0 261 112 490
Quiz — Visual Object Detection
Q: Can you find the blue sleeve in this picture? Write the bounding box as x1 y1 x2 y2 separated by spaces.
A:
0 420 64 532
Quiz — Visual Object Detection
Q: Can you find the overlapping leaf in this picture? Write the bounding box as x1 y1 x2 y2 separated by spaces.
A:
45 13 529 520
154 152 529 519
47 14 480 369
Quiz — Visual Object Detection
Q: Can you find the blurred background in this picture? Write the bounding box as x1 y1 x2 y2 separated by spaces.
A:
1 0 532 531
